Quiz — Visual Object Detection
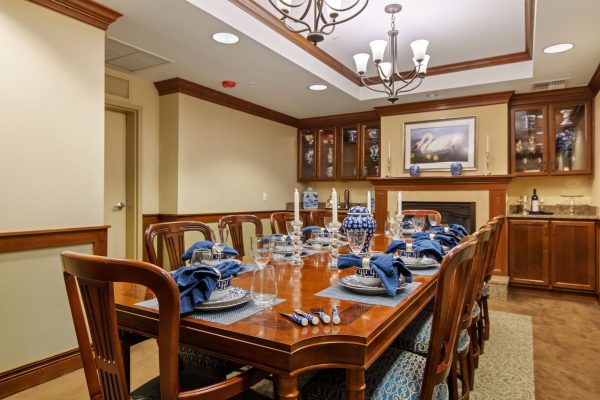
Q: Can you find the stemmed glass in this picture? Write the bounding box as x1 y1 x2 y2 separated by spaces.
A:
212 228 229 262
347 229 367 256
427 214 438 228
251 235 274 268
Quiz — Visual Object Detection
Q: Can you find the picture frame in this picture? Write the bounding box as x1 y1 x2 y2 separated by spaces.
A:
404 116 477 171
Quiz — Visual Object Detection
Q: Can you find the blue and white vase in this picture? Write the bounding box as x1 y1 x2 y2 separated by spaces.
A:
409 164 421 177
303 187 318 209
450 162 463 176
342 206 376 253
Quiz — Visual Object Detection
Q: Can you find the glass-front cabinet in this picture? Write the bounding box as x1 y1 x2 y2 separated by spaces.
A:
298 128 317 180
317 128 336 180
361 122 381 178
510 95 592 177
339 125 360 179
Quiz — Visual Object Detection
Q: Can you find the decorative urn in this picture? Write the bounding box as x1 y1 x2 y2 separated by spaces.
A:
450 162 463 176
342 206 376 253
409 164 421 176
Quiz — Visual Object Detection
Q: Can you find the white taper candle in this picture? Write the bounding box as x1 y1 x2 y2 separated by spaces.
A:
397 191 402 216
367 191 372 213
294 188 300 222
332 188 338 222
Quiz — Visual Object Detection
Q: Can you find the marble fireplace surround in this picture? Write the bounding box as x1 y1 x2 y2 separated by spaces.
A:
369 175 512 275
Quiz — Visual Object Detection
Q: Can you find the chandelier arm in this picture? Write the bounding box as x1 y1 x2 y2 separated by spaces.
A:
360 77 393 95
267 0 314 28
318 0 369 31
323 0 364 13
282 19 311 34
394 67 419 84
394 77 425 96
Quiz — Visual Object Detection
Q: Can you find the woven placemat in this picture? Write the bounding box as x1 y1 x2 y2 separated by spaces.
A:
135 296 285 325
314 282 421 307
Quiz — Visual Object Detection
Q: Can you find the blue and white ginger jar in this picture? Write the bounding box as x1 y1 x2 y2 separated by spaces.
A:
450 162 463 176
342 206 376 253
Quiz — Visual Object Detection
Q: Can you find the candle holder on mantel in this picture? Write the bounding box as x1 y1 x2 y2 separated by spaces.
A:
484 151 492 175
385 156 391 177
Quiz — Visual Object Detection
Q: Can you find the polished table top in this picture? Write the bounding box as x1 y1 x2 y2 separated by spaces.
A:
114 236 437 399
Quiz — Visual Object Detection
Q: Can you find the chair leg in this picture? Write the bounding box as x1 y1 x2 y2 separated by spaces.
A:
459 352 471 400
482 296 491 341
448 360 460 400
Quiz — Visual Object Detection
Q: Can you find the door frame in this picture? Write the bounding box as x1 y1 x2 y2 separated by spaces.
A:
105 101 142 260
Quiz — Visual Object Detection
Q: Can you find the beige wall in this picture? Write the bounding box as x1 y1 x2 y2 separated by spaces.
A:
163 93 298 213
0 1 104 371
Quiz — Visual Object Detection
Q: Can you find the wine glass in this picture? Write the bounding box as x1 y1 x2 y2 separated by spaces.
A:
191 249 209 266
212 228 229 262
347 229 367 256
323 216 332 229
251 236 273 269
285 220 295 237
427 213 438 228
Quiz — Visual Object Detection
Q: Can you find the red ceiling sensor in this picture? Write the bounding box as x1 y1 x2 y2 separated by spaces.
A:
221 80 236 89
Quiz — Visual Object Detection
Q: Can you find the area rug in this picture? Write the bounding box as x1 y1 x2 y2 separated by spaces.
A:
252 310 535 399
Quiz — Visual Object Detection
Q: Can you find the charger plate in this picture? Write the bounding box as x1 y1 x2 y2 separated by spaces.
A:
339 275 408 295
401 257 439 269
194 287 250 311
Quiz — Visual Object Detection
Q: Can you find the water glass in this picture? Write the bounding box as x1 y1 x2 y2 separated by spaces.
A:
212 228 229 261
272 236 288 260
191 249 209 266
347 229 367 255
251 264 277 307
323 216 332 229
310 230 325 249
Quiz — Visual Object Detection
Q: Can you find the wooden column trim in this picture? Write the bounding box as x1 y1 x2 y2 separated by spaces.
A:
588 62 600 97
374 190 388 234
29 0 122 30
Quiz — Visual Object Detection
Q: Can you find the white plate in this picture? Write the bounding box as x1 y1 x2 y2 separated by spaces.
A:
339 275 408 295
194 287 250 311
401 257 439 269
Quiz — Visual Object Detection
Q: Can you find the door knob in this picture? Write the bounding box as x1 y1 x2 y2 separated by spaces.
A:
113 201 126 210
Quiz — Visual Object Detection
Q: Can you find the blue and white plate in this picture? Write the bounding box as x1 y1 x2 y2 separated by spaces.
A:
339 275 408 295
195 287 250 311
401 257 439 269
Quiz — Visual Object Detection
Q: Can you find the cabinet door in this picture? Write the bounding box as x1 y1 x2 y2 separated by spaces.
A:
361 122 381 178
316 127 336 180
549 102 592 175
510 105 548 176
339 125 360 180
550 221 596 291
509 219 549 286
298 129 317 181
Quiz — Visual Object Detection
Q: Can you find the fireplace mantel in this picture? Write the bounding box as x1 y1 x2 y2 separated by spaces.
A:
369 175 513 275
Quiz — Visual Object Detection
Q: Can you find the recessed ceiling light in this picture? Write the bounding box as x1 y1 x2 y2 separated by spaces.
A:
212 32 239 45
543 43 573 54
308 84 328 91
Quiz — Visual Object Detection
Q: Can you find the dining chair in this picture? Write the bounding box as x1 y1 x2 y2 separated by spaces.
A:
301 236 478 400
401 209 443 226
270 211 295 234
144 221 214 269
218 214 263 257
308 210 332 227
61 251 269 400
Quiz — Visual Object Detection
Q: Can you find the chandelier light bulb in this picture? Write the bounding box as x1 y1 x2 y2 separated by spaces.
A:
369 40 388 64
326 0 343 19
410 39 429 62
379 62 392 81
414 54 430 76
353 53 370 75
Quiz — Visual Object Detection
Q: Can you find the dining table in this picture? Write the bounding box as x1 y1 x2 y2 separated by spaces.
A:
114 235 438 400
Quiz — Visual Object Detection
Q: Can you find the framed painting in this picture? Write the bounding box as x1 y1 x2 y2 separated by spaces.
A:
404 116 477 171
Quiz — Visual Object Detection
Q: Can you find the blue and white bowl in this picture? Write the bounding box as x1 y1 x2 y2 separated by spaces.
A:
209 277 232 301
354 266 381 287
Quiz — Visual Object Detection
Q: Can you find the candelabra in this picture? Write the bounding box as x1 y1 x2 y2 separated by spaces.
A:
326 221 342 268
385 156 391 177
484 151 492 175
290 220 304 266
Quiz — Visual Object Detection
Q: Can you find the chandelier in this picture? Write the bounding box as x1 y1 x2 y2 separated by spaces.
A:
268 0 369 45
353 3 430 103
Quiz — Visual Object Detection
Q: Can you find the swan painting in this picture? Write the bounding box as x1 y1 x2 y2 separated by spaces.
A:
412 132 465 160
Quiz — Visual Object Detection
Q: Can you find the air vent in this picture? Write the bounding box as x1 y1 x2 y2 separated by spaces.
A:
105 36 173 72
105 74 130 99
530 78 569 91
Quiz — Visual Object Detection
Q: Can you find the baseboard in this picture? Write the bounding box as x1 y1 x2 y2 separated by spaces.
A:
0 348 82 398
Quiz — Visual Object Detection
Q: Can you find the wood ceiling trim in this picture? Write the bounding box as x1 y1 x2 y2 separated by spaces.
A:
588 62 600 97
298 110 379 128
375 91 514 116
154 77 299 127
29 0 122 30
510 87 593 106
232 0 534 86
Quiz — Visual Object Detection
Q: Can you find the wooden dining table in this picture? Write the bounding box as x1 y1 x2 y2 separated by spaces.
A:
114 236 437 400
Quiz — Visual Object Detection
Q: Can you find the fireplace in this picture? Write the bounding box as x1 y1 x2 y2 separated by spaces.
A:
403 201 476 233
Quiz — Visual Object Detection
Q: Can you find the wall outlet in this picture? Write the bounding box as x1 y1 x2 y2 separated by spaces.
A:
262 192 268 201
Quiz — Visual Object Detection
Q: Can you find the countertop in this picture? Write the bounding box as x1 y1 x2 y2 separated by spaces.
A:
507 213 600 220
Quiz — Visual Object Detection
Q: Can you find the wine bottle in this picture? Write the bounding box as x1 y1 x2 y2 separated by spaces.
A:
531 189 539 212
344 187 350 209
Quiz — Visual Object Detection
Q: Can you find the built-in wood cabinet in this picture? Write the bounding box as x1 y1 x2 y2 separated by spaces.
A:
298 121 380 182
509 218 597 292
509 89 593 177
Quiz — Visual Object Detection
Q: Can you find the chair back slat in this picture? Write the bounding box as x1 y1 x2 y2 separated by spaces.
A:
308 210 332 227
218 214 263 257
144 221 214 268
401 209 442 225
270 212 295 234
420 236 478 399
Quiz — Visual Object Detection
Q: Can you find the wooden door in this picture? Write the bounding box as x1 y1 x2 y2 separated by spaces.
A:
509 219 549 286
550 221 596 291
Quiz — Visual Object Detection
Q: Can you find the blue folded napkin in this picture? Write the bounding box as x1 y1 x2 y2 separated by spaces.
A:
385 239 406 254
412 238 446 262
433 232 460 248
429 225 445 233
449 224 468 238
302 226 322 235
337 253 413 296
172 260 241 315
411 232 430 240
181 240 239 262
402 220 412 228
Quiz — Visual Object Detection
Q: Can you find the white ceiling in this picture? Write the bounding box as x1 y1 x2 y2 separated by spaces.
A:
97 0 600 119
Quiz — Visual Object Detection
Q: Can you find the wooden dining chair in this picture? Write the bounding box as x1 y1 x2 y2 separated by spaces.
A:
301 236 478 400
270 211 295 234
144 221 214 269
61 251 269 400
218 214 263 257
401 209 443 225
308 210 332 227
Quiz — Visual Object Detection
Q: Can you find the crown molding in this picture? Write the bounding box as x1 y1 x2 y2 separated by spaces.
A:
297 110 379 128
29 0 122 30
588 62 600 97
154 78 299 127
510 87 593 106
375 91 514 116
232 0 534 86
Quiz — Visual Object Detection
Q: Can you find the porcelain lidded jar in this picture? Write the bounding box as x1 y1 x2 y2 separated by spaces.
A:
450 162 463 176
409 164 421 177
302 187 318 209
342 206 376 253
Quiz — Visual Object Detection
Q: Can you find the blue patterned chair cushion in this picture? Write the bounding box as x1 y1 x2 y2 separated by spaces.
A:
178 344 242 376
471 302 481 319
301 347 448 400
393 311 470 354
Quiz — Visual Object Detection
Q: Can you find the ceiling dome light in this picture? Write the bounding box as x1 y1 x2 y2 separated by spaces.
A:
212 32 239 44
308 84 328 91
543 43 573 54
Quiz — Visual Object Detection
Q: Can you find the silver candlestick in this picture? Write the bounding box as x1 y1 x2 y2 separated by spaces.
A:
385 156 391 177
484 151 492 175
